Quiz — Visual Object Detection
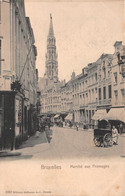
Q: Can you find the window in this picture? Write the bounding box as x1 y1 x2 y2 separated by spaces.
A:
114 72 117 83
121 89 125 104
99 88 101 100
108 70 110 77
114 90 118 104
80 95 82 104
80 83 81 91
85 80 87 87
103 86 106 99
82 82 84 89
108 85 112 99
95 73 97 81
89 90 91 102
103 66 106 78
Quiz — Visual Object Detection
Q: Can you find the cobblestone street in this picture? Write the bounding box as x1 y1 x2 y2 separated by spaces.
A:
0 126 125 196
1 126 125 160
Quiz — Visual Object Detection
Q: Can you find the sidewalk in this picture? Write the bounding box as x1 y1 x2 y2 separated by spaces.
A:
0 131 47 158
0 150 21 157
18 131 48 149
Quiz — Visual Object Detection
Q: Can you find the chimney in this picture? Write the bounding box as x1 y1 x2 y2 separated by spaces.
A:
71 71 75 80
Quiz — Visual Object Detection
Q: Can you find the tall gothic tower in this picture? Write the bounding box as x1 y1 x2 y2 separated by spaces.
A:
45 14 58 82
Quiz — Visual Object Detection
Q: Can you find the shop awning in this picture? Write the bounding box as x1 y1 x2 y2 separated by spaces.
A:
54 114 60 119
92 109 107 121
103 108 125 123
65 114 72 121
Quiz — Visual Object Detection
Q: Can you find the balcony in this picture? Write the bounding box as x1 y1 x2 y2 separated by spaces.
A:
88 101 98 106
99 77 111 85
80 103 88 109
98 99 111 106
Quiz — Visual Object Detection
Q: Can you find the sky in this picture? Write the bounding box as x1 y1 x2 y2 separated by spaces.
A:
25 0 124 82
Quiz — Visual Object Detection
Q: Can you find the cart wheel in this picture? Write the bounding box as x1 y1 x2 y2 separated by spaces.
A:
103 133 113 147
93 137 101 147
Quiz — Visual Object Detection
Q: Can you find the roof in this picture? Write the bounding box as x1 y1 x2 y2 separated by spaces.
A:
26 17 35 44
114 41 122 47
100 53 113 60
71 72 85 83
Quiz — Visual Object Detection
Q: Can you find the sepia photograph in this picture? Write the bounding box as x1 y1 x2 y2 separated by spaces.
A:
0 0 125 195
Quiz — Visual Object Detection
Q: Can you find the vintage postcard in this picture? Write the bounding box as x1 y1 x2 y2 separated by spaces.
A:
0 0 125 196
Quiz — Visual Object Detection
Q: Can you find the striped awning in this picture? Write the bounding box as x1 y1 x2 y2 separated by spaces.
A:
54 114 60 119
92 109 107 121
103 108 125 123
65 114 72 121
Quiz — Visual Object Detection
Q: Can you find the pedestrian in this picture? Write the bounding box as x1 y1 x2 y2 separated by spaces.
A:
9 122 15 151
112 125 118 145
45 125 53 143
63 121 65 128
40 118 46 132
76 122 79 131
119 123 123 134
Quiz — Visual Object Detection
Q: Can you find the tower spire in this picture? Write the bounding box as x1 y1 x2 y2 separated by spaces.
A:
48 13 54 37
45 15 58 82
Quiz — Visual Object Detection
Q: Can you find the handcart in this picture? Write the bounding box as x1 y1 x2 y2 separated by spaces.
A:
93 120 113 147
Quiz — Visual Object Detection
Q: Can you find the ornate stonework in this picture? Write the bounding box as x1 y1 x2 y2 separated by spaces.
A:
45 14 58 83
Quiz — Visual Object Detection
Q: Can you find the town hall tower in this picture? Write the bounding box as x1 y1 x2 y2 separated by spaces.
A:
45 14 58 82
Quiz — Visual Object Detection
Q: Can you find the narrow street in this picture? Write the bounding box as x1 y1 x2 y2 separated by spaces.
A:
1 126 124 160
0 127 125 196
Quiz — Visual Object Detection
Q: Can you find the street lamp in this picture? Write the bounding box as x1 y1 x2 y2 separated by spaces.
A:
117 51 125 78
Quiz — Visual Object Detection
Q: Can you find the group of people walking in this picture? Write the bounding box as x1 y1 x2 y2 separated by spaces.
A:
39 117 53 143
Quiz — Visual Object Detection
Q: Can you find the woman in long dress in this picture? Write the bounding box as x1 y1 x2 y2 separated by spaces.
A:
112 126 118 145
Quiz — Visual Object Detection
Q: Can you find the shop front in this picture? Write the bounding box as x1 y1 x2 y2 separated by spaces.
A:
0 91 16 150
0 90 28 150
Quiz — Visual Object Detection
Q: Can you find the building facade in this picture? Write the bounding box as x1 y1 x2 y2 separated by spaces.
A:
72 41 125 128
111 42 125 107
0 0 37 150
40 41 125 127
39 15 125 128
